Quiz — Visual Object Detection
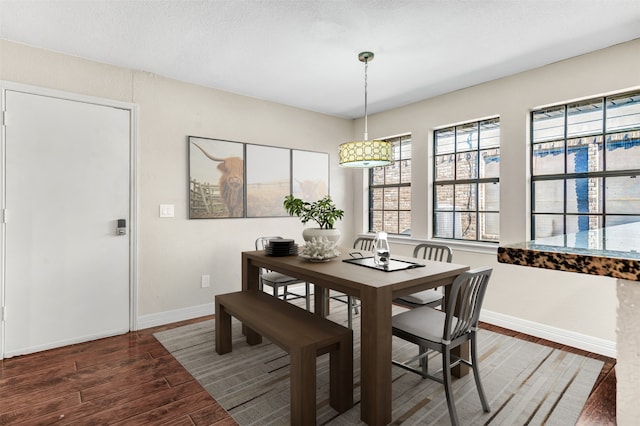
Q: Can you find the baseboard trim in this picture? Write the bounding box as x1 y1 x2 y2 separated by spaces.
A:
481 309 616 358
137 303 214 330
137 303 616 358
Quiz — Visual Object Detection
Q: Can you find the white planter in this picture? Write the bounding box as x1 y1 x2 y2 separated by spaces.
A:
302 228 341 245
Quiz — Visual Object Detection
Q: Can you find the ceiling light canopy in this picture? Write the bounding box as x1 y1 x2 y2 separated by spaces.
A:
339 52 393 168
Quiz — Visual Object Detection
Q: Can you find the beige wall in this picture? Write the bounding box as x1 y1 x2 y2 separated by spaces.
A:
0 39 354 319
617 278 640 423
1 38 639 351
352 38 640 349
132 72 353 316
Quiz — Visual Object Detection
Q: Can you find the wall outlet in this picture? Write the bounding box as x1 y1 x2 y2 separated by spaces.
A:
201 274 211 288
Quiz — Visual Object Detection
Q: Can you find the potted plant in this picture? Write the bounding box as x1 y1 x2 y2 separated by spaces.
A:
283 195 344 243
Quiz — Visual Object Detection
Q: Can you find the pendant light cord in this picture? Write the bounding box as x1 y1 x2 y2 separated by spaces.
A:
363 57 369 140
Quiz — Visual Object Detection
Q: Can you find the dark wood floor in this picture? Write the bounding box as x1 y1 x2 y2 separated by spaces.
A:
0 318 615 425
0 316 234 425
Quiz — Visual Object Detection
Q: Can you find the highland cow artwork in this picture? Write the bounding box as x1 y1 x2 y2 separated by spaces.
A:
246 144 290 217
188 136 329 219
292 150 329 202
189 137 244 219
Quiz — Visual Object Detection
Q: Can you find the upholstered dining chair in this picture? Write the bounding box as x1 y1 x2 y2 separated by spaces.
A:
330 236 375 328
394 242 453 309
391 266 493 426
255 236 311 310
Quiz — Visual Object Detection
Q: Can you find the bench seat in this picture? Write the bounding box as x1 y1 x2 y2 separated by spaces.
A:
215 290 353 425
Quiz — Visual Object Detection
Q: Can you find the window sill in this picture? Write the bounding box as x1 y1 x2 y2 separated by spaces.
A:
358 233 499 255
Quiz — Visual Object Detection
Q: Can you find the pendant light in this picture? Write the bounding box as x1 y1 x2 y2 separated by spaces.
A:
339 51 393 168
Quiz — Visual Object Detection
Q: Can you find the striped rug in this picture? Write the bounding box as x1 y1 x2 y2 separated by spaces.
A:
154 297 602 425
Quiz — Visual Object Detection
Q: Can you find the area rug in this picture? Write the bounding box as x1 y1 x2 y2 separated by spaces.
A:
154 298 603 425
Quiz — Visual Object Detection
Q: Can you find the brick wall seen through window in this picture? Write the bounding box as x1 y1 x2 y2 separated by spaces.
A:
531 91 640 239
369 135 411 235
433 118 500 242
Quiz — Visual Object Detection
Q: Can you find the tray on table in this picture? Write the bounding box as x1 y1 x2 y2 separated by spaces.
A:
342 256 425 272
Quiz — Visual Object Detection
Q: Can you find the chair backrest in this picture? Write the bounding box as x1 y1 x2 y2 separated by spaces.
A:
443 267 492 343
255 236 283 250
413 243 453 263
255 237 284 277
353 236 376 251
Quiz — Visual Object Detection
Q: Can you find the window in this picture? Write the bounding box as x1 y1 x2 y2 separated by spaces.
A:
433 118 500 242
531 91 640 239
369 135 411 235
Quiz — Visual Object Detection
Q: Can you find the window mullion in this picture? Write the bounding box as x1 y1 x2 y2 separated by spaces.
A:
368 135 411 235
531 90 640 239
434 118 500 242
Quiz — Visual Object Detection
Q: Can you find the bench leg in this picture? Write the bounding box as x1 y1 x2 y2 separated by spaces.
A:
241 322 263 343
329 334 354 413
215 300 232 355
290 346 316 426
245 325 262 346
216 298 262 352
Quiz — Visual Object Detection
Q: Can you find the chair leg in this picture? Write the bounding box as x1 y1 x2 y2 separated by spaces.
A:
419 345 429 375
443 348 460 426
305 282 310 311
471 333 491 412
347 296 353 329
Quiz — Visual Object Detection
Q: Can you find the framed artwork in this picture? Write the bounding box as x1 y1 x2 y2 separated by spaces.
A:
246 144 291 217
189 136 245 219
292 150 329 202
188 135 329 219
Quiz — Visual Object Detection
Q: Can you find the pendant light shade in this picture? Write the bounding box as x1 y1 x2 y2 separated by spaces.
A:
338 140 393 168
339 51 393 168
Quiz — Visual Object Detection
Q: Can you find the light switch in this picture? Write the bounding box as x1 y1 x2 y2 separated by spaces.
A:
159 204 175 218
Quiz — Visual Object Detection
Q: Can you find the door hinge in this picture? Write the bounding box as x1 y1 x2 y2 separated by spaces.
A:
1 110 5 127
1 306 5 322
1 209 6 224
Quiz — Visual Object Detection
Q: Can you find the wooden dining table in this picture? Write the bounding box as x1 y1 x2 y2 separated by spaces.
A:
242 247 470 426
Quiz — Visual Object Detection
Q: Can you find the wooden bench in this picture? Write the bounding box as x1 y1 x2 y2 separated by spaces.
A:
215 290 353 425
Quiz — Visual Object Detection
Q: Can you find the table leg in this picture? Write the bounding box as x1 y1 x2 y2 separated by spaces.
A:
241 253 261 336
242 252 260 291
314 287 327 316
359 287 392 425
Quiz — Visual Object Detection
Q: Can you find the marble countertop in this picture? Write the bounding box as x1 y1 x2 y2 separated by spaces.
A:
498 222 640 281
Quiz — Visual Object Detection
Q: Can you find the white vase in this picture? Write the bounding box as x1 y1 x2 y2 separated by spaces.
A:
302 228 341 245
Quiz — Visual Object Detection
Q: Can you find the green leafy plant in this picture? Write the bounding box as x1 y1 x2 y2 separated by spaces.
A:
283 195 344 229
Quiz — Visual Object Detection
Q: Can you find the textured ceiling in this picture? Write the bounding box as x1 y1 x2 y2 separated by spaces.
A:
0 0 639 118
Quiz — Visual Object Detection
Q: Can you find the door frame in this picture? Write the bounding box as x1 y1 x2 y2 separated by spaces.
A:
0 81 139 359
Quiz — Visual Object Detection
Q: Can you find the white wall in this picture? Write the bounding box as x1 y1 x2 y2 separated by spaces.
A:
133 72 353 318
1 38 638 353
0 40 354 325
617 278 640 423
351 38 640 352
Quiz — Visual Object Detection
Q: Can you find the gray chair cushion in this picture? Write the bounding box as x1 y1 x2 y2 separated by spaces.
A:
392 306 452 343
398 289 443 305
262 271 301 284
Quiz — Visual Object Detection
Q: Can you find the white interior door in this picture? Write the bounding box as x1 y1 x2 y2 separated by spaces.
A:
2 88 132 357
